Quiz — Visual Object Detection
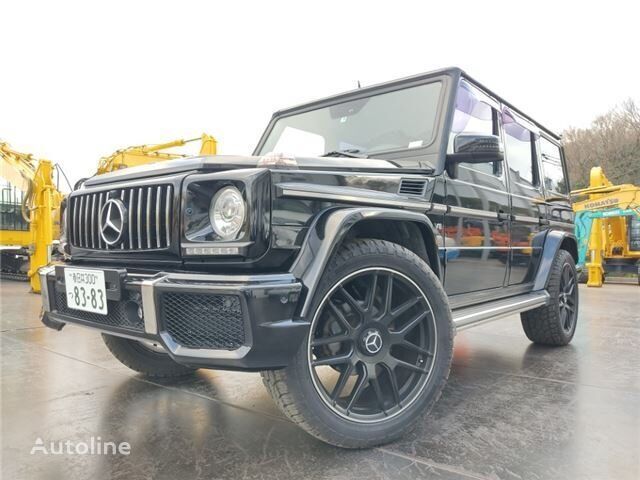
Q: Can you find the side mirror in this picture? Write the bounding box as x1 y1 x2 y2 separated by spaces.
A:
446 134 504 165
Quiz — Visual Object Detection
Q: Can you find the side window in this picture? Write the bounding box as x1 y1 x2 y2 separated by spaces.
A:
449 81 501 177
540 137 568 195
502 109 538 188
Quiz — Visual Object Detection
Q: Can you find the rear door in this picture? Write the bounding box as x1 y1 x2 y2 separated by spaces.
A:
501 109 546 285
539 136 574 233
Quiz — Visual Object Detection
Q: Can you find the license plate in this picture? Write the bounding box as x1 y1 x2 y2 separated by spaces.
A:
64 268 108 315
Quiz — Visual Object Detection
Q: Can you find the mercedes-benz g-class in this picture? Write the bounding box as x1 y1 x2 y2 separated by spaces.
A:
40 67 578 448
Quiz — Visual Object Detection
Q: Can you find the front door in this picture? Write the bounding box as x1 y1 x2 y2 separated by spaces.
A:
444 171 511 295
443 80 509 296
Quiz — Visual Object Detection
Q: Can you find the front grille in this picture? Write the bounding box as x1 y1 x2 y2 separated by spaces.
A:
162 292 245 350
54 291 144 332
69 184 173 251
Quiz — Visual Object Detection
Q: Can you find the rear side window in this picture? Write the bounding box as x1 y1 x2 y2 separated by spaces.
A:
503 110 538 187
540 138 568 194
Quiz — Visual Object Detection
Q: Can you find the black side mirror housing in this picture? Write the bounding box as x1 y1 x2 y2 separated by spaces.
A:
445 134 504 178
447 134 504 164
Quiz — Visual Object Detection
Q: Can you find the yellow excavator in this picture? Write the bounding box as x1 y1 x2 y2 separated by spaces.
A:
0 142 64 292
1 134 217 292
572 167 640 287
96 134 217 174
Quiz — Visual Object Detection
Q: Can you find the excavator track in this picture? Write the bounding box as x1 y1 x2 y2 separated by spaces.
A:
0 271 29 282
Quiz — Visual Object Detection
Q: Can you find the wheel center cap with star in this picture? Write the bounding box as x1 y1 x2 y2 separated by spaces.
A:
361 329 383 355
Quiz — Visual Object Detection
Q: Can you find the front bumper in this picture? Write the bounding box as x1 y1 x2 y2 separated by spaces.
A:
40 266 307 370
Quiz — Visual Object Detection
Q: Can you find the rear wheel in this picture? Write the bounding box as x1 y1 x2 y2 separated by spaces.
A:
102 334 197 378
577 271 587 284
521 249 579 346
261 239 453 448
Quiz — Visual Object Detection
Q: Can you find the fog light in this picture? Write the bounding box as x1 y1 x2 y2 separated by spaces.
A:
124 300 142 326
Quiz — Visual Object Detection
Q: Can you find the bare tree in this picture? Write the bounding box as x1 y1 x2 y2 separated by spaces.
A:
562 99 640 189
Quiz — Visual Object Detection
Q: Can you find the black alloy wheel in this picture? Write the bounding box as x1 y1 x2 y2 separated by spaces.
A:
308 267 437 423
558 263 577 332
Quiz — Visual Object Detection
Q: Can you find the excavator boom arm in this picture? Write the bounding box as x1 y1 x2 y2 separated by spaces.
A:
97 133 217 174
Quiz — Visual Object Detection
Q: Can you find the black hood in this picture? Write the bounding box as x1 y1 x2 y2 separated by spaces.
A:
82 154 403 187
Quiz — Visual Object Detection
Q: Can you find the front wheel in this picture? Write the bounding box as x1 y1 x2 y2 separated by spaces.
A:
261 239 453 448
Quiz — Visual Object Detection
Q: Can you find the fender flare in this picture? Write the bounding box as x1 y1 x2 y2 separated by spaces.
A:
532 229 578 291
289 207 440 318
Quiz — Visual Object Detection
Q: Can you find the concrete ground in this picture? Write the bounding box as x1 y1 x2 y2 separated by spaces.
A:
1 280 638 480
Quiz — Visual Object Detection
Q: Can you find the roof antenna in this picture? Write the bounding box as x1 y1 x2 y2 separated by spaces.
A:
357 80 361 89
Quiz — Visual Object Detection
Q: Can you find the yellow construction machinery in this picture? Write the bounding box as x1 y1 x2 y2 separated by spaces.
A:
96 134 217 174
0 142 64 292
0 134 217 292
572 167 640 287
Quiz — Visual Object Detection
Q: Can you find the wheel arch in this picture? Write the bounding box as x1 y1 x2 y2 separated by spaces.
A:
560 235 578 263
290 207 441 318
347 218 440 276
533 229 579 291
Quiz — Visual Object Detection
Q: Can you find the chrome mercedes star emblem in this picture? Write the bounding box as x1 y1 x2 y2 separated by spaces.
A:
99 198 127 246
363 329 383 355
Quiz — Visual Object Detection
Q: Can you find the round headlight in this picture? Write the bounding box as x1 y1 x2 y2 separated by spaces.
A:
209 186 246 240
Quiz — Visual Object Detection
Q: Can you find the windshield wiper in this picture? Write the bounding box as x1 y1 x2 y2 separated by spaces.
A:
321 149 368 158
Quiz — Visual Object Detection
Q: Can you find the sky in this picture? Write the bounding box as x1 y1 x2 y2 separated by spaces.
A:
2 0 638 189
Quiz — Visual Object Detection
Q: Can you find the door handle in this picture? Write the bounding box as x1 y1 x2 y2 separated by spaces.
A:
497 210 510 222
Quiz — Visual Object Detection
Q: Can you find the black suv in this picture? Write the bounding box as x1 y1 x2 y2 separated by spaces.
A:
40 67 578 448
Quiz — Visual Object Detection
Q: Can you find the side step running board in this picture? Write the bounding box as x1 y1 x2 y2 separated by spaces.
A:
452 291 550 332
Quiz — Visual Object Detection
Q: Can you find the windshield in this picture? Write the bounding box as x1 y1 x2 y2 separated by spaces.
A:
258 81 443 158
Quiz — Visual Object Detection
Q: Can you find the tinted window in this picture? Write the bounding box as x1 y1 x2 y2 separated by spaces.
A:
540 137 568 194
449 81 500 177
503 110 537 186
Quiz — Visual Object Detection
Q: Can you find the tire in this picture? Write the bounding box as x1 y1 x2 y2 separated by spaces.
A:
261 239 454 448
578 269 604 285
521 249 579 346
577 270 587 284
102 334 197 378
